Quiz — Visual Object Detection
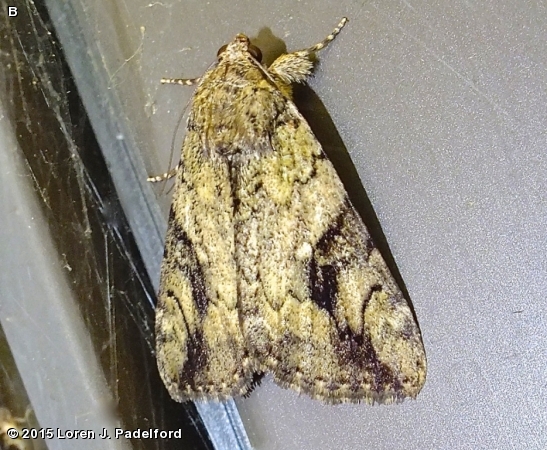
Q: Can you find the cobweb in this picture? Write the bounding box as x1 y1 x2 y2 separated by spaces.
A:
0 1 214 449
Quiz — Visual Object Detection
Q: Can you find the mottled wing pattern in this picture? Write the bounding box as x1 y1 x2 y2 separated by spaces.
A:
156 19 426 404
155 128 254 401
235 97 426 404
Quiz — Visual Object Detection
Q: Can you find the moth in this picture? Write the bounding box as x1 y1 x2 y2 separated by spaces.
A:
154 18 426 404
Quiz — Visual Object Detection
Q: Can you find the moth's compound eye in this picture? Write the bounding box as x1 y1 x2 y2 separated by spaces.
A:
249 44 262 62
217 44 228 59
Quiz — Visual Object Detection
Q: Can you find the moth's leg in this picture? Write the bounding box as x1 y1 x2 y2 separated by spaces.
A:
161 77 200 86
295 17 348 56
147 163 180 183
147 76 199 182
268 17 348 84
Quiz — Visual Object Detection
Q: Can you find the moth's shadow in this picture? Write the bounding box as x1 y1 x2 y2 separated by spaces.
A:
252 27 414 311
252 28 289 67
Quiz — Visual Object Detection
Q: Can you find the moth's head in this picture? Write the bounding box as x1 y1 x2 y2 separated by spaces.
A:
217 34 263 62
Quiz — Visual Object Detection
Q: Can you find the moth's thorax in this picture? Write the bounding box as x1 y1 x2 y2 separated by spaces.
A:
188 48 287 159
